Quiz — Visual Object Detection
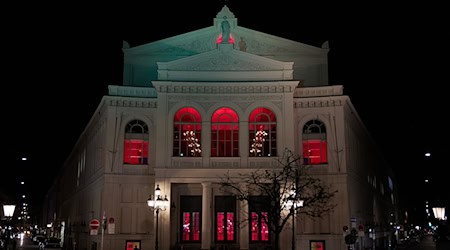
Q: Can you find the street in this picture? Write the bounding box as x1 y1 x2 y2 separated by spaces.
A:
3 235 61 250
398 234 450 250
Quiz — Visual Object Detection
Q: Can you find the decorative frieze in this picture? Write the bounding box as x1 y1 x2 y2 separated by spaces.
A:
172 159 203 168
107 97 157 108
158 85 295 94
167 94 282 102
108 85 157 98
211 159 240 168
248 159 279 168
294 85 343 98
294 98 344 108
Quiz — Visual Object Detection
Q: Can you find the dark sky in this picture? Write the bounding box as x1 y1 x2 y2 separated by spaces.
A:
2 2 448 219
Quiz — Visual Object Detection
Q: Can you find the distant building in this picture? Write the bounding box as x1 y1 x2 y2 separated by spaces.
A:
44 5 399 250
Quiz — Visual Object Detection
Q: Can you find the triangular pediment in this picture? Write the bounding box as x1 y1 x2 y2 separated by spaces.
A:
157 44 293 82
122 5 329 86
123 6 326 57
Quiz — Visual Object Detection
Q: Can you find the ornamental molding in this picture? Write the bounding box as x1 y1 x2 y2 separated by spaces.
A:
173 53 273 71
167 94 282 102
156 35 217 54
156 84 296 94
294 98 344 108
294 85 343 98
108 85 157 98
106 97 157 108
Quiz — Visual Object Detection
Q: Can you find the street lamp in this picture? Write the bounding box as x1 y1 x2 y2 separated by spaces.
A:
3 204 16 218
432 207 446 221
147 184 169 250
2 204 16 241
285 190 304 250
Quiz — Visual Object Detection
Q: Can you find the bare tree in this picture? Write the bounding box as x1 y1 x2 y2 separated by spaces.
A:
219 149 337 250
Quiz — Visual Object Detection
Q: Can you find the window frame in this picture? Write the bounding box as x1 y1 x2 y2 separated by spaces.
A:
180 196 202 243
249 107 277 157
215 196 237 243
302 120 327 165
249 196 271 243
211 107 239 157
173 107 202 157
123 120 149 165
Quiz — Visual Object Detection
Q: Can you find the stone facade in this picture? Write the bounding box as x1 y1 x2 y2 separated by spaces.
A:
44 5 398 250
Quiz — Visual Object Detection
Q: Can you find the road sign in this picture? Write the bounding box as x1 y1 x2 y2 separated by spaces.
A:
90 219 100 230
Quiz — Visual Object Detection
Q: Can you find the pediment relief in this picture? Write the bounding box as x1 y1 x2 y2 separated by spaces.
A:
125 25 325 57
125 27 219 55
159 44 292 72
169 53 273 71
157 45 294 81
232 27 325 56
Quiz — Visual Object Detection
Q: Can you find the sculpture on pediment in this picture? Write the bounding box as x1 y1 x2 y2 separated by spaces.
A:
238 37 247 52
221 16 231 44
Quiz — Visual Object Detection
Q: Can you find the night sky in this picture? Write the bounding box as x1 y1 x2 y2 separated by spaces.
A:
1 1 448 221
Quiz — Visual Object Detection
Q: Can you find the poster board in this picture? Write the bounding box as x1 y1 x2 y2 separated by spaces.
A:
125 240 141 250
310 240 325 250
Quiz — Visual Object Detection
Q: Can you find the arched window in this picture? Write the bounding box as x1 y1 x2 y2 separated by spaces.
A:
124 119 149 164
302 120 327 164
173 107 202 157
249 107 277 157
211 107 239 157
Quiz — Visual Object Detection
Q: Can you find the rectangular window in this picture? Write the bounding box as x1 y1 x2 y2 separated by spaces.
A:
180 196 201 243
215 196 236 243
303 140 327 164
251 212 259 241
261 212 269 241
124 139 148 164
249 196 270 243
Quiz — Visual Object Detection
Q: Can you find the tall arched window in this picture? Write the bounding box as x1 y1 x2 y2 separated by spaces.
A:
302 120 327 164
124 119 149 164
249 107 277 157
211 107 239 157
173 107 202 157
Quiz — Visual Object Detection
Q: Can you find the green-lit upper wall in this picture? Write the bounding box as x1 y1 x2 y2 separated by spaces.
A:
121 5 329 87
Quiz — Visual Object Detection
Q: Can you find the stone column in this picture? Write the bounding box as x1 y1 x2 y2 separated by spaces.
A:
201 182 212 250
239 184 249 250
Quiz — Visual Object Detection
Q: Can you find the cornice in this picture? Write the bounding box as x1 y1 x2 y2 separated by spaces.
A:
294 85 343 98
294 96 346 108
153 81 299 94
105 96 157 108
108 85 157 98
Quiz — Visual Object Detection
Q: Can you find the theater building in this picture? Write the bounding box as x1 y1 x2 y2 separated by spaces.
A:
44 5 399 250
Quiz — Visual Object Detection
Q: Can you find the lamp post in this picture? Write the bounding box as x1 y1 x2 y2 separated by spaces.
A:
285 190 304 250
147 184 169 250
2 204 16 243
432 207 446 221
3 204 16 219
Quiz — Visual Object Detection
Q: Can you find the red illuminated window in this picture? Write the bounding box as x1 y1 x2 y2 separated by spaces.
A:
180 196 201 243
251 212 269 241
182 212 200 241
249 196 270 242
215 196 236 242
124 120 148 164
216 212 235 241
174 107 202 157
249 107 277 157
211 107 239 157
302 120 327 164
310 240 325 250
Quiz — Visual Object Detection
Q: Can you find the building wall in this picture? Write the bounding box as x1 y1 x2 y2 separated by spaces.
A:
44 84 398 250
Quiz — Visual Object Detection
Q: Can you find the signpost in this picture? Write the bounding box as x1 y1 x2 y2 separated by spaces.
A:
90 219 100 235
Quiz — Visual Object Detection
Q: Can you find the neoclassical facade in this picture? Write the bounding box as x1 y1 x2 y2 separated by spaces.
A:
44 6 399 250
